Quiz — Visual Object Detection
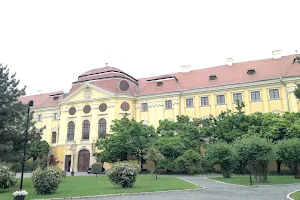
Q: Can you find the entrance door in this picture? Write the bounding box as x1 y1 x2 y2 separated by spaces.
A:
64 155 71 172
77 149 90 172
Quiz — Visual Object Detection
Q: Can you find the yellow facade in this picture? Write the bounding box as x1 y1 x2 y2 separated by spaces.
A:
31 65 300 172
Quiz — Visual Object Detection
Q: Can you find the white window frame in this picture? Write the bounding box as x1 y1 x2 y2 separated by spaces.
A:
200 96 209 106
250 91 261 101
185 97 194 108
269 88 280 100
216 94 226 105
165 100 172 109
141 103 148 112
233 93 243 104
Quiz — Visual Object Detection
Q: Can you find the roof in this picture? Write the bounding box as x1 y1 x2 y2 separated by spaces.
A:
19 91 63 109
19 54 300 108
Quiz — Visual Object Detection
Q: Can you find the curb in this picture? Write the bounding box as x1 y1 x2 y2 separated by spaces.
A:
204 177 248 187
287 190 300 200
33 177 205 200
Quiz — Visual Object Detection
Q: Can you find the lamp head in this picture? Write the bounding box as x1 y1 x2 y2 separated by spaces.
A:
28 100 34 107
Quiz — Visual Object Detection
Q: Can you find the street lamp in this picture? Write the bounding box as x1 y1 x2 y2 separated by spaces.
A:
19 100 34 190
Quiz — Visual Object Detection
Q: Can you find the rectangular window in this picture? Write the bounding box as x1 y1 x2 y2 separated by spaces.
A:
216 95 225 105
141 103 148 112
53 113 59 120
201 96 209 106
165 100 172 109
233 93 243 104
37 114 42 122
186 98 194 108
251 91 261 101
269 89 280 100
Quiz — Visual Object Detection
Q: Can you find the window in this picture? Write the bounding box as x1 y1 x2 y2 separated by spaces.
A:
201 96 209 106
51 132 57 143
247 69 256 75
54 113 59 120
209 75 217 80
67 121 75 141
142 103 148 112
186 98 194 107
82 120 90 140
233 93 243 104
83 105 91 114
157 82 163 87
69 107 76 115
120 102 130 111
251 91 261 101
37 114 42 122
165 100 172 109
98 118 106 138
216 95 225 105
269 89 280 100
99 103 107 112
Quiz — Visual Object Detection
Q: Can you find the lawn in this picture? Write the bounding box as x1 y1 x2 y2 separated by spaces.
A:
210 175 300 186
290 191 300 200
0 175 199 200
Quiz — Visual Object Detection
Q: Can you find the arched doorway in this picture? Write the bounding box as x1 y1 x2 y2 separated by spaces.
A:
77 149 90 172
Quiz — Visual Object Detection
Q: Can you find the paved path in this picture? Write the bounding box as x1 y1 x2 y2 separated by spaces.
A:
76 176 300 200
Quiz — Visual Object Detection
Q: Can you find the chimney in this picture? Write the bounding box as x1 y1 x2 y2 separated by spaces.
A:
227 57 233 66
63 89 69 98
181 65 192 73
272 50 281 59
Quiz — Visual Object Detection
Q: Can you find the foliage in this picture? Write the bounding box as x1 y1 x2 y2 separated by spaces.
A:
32 166 63 194
174 149 202 175
0 163 17 189
294 83 300 99
0 65 45 164
144 146 165 179
276 138 300 179
106 161 140 188
91 162 103 176
205 141 237 178
234 136 274 183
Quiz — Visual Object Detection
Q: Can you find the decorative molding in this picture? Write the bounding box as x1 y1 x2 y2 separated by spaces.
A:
92 103 99 109
108 103 115 108
173 100 180 104
76 106 82 111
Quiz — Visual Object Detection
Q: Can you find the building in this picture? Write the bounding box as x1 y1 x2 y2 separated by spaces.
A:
20 50 300 172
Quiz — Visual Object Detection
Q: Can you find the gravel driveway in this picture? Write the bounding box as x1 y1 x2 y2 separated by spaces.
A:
75 176 300 200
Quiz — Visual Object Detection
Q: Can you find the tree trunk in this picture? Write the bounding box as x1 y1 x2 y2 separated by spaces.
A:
276 160 281 175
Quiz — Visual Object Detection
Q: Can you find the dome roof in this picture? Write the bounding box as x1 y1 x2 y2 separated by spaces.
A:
79 66 124 77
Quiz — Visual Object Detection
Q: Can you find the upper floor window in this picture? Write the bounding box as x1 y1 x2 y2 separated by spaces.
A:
233 93 243 104
67 121 75 141
201 96 209 106
98 118 106 138
216 95 225 105
142 103 148 112
82 120 90 140
37 114 42 122
165 100 172 109
269 89 280 100
51 132 57 143
53 113 59 120
251 91 261 101
186 98 194 108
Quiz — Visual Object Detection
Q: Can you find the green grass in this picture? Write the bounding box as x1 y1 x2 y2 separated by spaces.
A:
210 175 300 186
290 191 300 200
0 175 199 200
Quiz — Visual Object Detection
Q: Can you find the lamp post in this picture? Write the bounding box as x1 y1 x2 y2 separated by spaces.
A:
19 100 34 190
71 144 76 176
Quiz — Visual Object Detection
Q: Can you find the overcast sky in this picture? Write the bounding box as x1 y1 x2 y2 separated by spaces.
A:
0 0 299 96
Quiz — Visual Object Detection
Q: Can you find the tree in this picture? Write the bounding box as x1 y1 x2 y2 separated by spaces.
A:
0 65 44 164
205 141 237 178
144 146 165 180
276 138 300 179
234 136 274 184
174 149 202 175
91 162 102 177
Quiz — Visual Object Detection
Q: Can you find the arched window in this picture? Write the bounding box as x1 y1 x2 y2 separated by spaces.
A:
98 118 106 138
51 132 57 143
82 120 90 140
67 121 75 141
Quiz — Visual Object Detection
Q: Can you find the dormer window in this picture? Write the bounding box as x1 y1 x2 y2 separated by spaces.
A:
247 69 256 75
157 82 163 87
53 96 59 100
209 75 217 80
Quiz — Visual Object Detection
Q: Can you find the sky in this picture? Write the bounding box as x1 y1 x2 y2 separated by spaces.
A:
0 0 299 96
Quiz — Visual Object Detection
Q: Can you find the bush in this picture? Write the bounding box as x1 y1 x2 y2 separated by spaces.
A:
205 142 237 178
91 162 102 177
106 161 140 188
32 166 62 194
174 149 202 175
56 167 67 181
0 164 17 189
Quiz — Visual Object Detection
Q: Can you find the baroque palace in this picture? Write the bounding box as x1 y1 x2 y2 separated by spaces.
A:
20 50 300 172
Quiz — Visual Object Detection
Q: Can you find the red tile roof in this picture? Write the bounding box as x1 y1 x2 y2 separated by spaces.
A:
19 91 63 109
19 54 300 108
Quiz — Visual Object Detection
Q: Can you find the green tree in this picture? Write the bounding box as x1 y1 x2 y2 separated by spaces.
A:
144 146 165 180
91 162 102 177
0 65 44 164
234 136 274 184
205 142 237 178
174 149 202 175
276 138 300 179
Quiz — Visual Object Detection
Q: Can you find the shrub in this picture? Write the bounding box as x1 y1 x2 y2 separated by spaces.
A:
106 161 140 188
0 163 17 189
174 149 202 175
205 142 237 178
32 166 62 194
56 167 67 181
91 162 102 177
